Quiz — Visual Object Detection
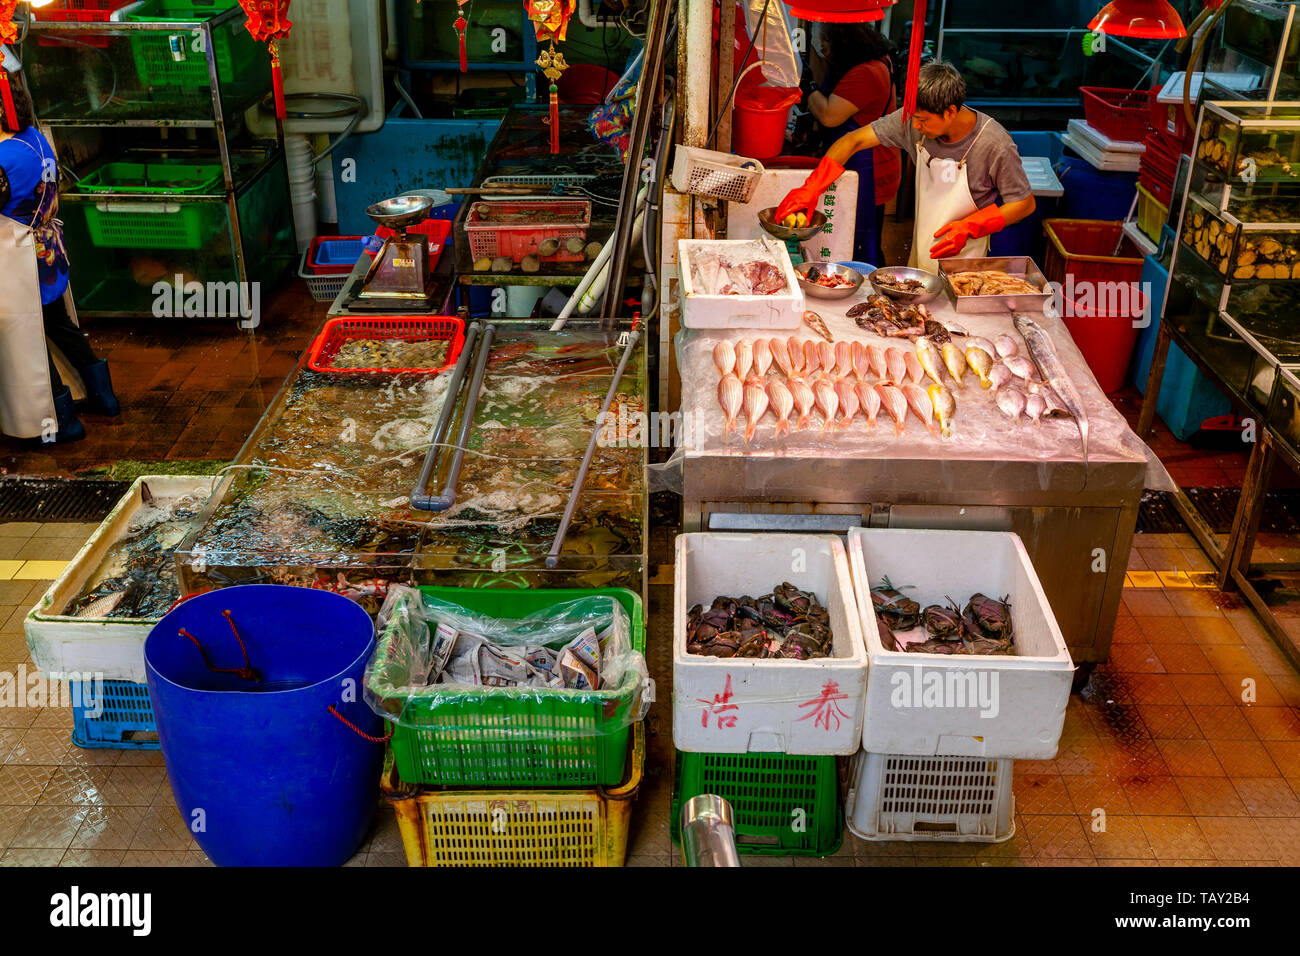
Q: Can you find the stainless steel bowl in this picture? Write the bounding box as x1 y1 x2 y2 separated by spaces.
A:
366 195 435 230
868 266 944 304
795 261 864 300
758 206 828 241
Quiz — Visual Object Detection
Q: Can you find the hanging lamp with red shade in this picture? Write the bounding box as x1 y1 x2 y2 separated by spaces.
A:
1088 0 1187 39
785 0 892 22
0 0 19 130
238 0 293 120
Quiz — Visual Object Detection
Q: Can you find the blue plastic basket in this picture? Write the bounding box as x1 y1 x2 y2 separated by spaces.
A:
71 679 159 750
307 236 367 272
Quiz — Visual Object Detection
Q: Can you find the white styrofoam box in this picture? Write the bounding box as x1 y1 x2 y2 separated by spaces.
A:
845 751 1015 843
25 476 217 684
677 237 806 330
673 533 867 755
847 528 1073 760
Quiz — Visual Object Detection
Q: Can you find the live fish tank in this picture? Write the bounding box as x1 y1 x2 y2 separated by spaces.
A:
1204 0 1300 101
174 323 648 598
1195 101 1300 184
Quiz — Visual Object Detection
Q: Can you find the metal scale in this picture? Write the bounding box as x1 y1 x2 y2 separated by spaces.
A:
357 195 436 303
757 206 828 266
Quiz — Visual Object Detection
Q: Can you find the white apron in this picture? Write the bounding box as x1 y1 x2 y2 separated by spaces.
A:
909 118 992 273
0 213 56 439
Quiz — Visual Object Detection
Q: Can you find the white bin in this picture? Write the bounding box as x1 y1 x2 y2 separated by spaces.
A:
677 237 805 329
848 527 1073 760
25 476 217 684
845 750 1015 843
673 532 867 755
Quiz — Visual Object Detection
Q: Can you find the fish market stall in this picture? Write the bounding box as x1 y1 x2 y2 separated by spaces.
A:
174 321 649 598
673 270 1151 672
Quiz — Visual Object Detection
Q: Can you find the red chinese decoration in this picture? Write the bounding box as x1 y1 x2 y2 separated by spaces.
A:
0 0 19 131
527 0 576 154
238 0 293 120
901 0 926 118
456 0 469 72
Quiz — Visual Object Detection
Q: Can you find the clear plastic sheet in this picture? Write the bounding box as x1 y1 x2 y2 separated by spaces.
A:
674 294 1157 481
364 585 652 735
742 0 802 89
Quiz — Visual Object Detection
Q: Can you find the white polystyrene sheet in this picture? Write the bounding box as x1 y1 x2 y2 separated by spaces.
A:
1021 157 1064 198
675 289 1154 479
1067 118 1146 154
727 169 860 264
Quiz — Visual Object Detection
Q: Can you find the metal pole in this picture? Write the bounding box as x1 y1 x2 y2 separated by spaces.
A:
681 794 741 867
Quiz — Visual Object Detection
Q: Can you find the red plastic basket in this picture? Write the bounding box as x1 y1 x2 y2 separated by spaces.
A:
1080 87 1154 144
305 235 367 275
306 316 466 375
37 0 119 47
374 218 452 272
464 200 591 263
1042 219 1146 288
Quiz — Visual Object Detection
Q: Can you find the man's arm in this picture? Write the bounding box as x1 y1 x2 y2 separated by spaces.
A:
825 125 880 165
998 195 1036 226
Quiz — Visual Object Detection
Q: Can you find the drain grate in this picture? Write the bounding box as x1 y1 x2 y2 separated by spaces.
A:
0 478 130 522
1138 487 1300 536
1136 490 1188 534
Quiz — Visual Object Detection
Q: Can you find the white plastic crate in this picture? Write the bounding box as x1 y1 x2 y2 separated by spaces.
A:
847 528 1073 760
670 144 765 204
298 247 353 302
677 237 805 330
25 476 217 684
673 533 867 755
845 751 1015 842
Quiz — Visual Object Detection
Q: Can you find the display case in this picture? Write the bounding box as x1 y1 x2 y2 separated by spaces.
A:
1204 0 1300 101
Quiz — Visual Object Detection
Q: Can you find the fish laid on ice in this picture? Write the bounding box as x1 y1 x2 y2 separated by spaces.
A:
942 320 970 337
818 341 836 377
988 362 1013 392
787 337 805 376
1030 382 1068 417
995 333 1018 359
965 345 994 387
834 341 852 380
734 339 754 381
1014 313 1090 475
790 378 816 430
767 379 794 438
813 377 839 433
718 373 743 436
753 338 773 377
928 384 956 438
855 382 880 429
996 386 1026 423
902 383 941 438
874 384 907 435
1003 354 1038 383
967 336 997 357
803 310 833 342
886 348 908 387
851 341 870 382
914 336 945 387
904 351 925 385
804 340 822 376
743 378 770 444
1025 391 1046 425
941 342 966 385
713 340 736 376
773 336 795 378
835 379 859 427
868 344 889 382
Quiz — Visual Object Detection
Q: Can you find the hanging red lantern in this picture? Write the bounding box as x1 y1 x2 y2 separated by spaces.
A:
0 0 19 131
239 0 293 121
526 0 576 154
785 0 893 22
1088 0 1186 38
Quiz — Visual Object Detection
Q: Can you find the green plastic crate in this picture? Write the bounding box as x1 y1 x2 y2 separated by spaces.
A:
671 750 843 856
127 0 261 91
376 586 646 789
77 161 225 250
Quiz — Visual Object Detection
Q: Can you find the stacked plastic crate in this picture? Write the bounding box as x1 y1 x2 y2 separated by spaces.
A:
373 587 649 867
670 534 868 857
844 529 1073 843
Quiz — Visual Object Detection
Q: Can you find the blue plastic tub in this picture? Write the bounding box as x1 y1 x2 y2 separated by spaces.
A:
145 585 383 867
71 679 159 750
310 238 367 269
1056 153 1138 222
1130 248 1232 440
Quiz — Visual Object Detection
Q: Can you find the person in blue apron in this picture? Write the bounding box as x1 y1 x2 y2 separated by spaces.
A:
803 21 899 268
0 53 118 445
778 60 1035 273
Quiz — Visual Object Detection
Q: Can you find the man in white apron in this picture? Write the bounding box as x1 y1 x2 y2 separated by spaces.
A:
777 60 1036 272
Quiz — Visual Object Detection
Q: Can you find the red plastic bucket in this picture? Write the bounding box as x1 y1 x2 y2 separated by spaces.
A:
1062 289 1147 393
733 83 800 160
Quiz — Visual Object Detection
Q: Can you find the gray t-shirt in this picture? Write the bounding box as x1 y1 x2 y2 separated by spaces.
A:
870 108 1032 209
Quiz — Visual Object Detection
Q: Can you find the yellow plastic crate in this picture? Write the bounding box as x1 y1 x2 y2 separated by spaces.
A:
381 723 643 867
1136 181 1169 244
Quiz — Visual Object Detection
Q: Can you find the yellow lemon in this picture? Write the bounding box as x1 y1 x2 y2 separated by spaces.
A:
782 214 798 228
795 212 808 228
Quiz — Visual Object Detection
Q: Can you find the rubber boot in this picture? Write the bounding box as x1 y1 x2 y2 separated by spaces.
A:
52 386 86 444
78 359 121 416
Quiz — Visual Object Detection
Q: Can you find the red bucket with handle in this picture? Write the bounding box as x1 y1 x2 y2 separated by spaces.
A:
733 81 800 160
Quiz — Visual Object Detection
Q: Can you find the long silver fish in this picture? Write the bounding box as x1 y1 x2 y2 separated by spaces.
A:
1014 314 1090 477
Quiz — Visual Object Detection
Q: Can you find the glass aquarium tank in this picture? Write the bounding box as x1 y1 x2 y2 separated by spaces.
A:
1205 0 1300 100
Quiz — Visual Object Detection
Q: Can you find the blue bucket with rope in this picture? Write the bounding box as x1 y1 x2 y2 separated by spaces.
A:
144 585 386 867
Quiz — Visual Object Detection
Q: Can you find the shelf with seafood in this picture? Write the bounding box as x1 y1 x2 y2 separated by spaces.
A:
1195 101 1300 185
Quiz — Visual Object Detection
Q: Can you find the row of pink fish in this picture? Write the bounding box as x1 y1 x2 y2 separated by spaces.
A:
713 336 928 390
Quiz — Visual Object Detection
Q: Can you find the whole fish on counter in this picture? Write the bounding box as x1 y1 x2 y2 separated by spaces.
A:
790 378 816 430
868 344 889 383
787 337 805 376
743 377 770 444
713 340 735 377
941 343 966 385
886 348 908 387
834 341 853 380
835 379 860 427
803 310 833 342
928 384 956 439
851 341 870 382
718 373 743 436
914 336 945 387
735 339 754 381
965 345 994 388
995 333 1019 359
988 363 1013 392
813 377 839 433
904 351 925 386
1003 354 1038 384
773 336 796 378
875 384 907 435
856 382 881 430
1014 313 1090 476
768 379 794 438
902 383 941 438
995 386 1026 423
753 338 773 377
804 340 822 376
1025 391 1046 425
818 341 837 377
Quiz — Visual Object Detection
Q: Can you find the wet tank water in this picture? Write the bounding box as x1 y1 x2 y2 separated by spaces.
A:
145 585 384 866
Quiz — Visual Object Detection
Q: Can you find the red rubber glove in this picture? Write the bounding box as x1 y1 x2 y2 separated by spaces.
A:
775 156 845 222
929 204 1007 260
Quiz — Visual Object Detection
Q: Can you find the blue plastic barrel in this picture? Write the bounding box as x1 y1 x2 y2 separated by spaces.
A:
145 586 383 867
1056 153 1139 222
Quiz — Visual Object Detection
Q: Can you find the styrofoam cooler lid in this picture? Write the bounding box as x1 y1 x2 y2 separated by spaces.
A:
1021 156 1063 198
1060 130 1143 173
1067 118 1145 153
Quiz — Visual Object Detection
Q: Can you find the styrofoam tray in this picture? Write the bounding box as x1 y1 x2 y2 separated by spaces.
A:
673 533 867 755
677 237 805 330
1022 156 1064 198
847 527 1073 760
25 476 217 684
1067 118 1146 153
1060 130 1143 173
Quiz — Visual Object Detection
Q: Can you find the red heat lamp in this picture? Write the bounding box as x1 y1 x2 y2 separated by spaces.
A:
1088 0 1187 38
784 0 895 23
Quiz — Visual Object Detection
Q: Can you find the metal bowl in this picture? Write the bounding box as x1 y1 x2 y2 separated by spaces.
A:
795 261 864 300
868 265 944 304
366 195 435 229
757 206 828 241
